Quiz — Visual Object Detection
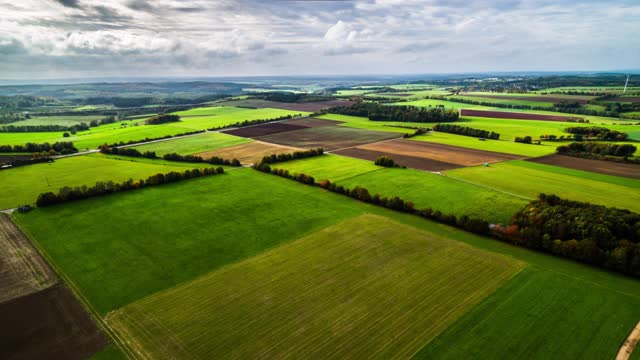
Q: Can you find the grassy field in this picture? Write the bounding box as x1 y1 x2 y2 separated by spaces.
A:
415 267 640 360
0 107 306 150
6 115 106 126
107 214 523 359
411 132 558 157
0 154 213 209
317 113 426 133
445 160 640 212
275 155 528 223
14 169 365 314
448 95 555 108
130 132 251 156
397 98 490 110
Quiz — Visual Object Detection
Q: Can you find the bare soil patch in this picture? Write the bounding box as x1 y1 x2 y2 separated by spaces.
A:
0 214 56 304
461 109 581 122
459 93 590 104
223 122 307 138
284 117 344 128
194 141 302 165
527 154 640 179
610 97 640 103
258 126 401 151
0 284 108 360
359 139 523 166
333 147 462 172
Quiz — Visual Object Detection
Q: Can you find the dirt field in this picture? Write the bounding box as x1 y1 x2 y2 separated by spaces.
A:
194 141 302 164
219 99 355 112
257 126 401 151
0 214 56 304
610 97 640 103
461 109 581 122
0 284 108 360
527 154 640 179
284 117 344 128
333 147 462 172
358 139 523 166
223 122 307 138
458 93 590 104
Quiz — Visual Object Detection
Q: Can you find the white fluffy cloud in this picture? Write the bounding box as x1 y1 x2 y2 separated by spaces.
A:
0 0 638 79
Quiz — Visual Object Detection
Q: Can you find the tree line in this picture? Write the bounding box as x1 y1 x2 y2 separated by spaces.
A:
99 145 241 166
374 156 403 168
36 167 224 207
501 194 640 277
329 102 459 123
0 116 117 133
0 156 53 170
564 126 629 141
433 124 500 139
146 114 181 125
0 141 77 154
258 148 324 165
557 142 637 159
402 128 429 138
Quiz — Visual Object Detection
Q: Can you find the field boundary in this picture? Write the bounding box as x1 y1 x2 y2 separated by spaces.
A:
617 320 640 360
11 215 138 360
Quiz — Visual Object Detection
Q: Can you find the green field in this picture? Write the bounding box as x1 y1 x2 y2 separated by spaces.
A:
445 160 640 212
0 154 213 209
415 267 640 360
107 214 523 359
399 98 490 110
275 155 528 223
448 95 555 108
411 132 558 157
6 115 106 126
0 107 306 150
131 132 251 156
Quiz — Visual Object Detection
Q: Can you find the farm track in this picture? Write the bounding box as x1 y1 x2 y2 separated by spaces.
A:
617 321 640 360
107 214 524 359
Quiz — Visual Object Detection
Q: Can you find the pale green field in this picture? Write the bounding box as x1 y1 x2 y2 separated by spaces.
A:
398 99 490 110
131 132 252 156
0 153 214 209
107 214 523 359
317 113 423 134
6 115 106 126
445 160 640 212
448 95 554 108
411 132 558 157
538 86 640 94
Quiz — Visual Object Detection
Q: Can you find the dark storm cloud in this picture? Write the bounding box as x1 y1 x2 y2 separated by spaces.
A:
53 0 82 8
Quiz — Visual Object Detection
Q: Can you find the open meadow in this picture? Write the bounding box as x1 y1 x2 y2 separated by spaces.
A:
130 132 251 156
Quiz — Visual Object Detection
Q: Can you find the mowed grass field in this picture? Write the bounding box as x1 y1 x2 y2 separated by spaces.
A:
0 107 306 150
275 155 528 223
411 132 558 157
6 115 106 126
445 160 640 213
416 267 640 360
130 132 252 156
107 214 524 359
0 154 216 209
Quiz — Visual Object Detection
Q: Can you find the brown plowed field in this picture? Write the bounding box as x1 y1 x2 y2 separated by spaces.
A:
333 147 462 172
610 97 640 103
458 93 590 104
257 126 401 151
526 154 640 179
194 141 302 165
461 109 581 122
358 139 523 166
0 285 108 360
223 122 307 138
0 214 56 304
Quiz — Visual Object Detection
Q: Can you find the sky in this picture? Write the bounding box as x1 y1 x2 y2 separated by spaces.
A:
0 0 638 80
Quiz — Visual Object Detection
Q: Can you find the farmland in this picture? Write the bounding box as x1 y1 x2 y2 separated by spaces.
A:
445 160 640 212
0 154 215 209
107 214 523 359
130 132 251 156
257 125 401 150
194 141 301 164
411 132 558 157
528 154 640 179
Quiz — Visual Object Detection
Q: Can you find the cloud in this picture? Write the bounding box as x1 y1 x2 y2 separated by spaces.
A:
53 0 82 9
0 38 27 55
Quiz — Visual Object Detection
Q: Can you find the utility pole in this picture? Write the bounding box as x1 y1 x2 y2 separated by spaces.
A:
624 74 630 94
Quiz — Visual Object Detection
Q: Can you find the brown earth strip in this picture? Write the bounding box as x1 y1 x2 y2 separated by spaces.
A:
0 213 56 304
526 154 640 179
257 126 402 151
616 320 640 360
359 138 523 166
0 284 108 360
458 93 590 104
609 97 640 103
194 141 302 165
461 109 580 122
333 147 462 172
223 122 308 138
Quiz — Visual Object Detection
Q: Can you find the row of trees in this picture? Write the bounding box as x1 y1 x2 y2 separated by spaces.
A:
402 128 429 138
433 124 500 139
564 126 629 141
258 148 324 165
329 102 459 123
374 156 403 168
557 142 637 158
99 145 241 166
0 156 52 169
504 194 640 277
146 114 181 125
0 141 78 154
515 136 535 144
253 164 492 236
36 167 224 207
